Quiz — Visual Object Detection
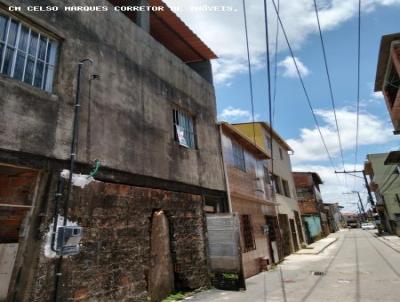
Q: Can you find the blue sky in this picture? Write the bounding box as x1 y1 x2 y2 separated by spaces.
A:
165 0 400 211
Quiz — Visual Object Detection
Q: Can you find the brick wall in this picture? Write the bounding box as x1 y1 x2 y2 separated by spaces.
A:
298 199 319 215
231 197 275 278
30 180 209 302
0 169 38 243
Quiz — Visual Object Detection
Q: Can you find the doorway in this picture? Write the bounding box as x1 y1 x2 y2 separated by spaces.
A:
0 164 38 301
278 214 291 257
289 219 299 252
148 210 174 302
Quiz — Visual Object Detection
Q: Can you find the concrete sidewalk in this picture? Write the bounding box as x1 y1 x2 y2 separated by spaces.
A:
370 230 400 253
295 235 338 255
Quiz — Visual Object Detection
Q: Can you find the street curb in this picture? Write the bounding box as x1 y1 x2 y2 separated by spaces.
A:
296 237 338 255
372 233 400 254
317 237 338 254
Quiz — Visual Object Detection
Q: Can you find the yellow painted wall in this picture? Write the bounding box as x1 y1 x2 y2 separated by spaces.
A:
233 124 267 152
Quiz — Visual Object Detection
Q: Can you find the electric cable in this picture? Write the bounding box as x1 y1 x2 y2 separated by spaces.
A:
313 0 350 190
272 0 280 124
354 0 361 170
313 0 346 171
262 0 273 300
271 0 337 171
242 0 257 144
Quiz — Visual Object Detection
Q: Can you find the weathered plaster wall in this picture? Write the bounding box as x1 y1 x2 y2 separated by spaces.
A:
0 0 225 192
29 179 209 302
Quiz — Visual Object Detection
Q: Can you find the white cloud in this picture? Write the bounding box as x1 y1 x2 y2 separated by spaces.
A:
287 107 395 163
371 91 384 99
278 56 310 78
164 0 400 83
218 106 259 122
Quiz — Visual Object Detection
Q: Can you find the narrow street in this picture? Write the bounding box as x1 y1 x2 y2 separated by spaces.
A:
189 230 400 302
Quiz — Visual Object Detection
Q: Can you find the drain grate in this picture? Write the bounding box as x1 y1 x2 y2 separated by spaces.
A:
311 271 325 276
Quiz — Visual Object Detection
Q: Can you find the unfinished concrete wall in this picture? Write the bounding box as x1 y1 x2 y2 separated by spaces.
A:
0 0 225 192
26 179 209 302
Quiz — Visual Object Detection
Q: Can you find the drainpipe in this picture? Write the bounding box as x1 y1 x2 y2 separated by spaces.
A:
219 124 233 213
53 58 92 302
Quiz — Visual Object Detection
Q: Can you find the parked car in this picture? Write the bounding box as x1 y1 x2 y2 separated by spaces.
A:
361 222 376 230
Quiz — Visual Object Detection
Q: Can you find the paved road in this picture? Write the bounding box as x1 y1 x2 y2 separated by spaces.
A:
189 229 400 302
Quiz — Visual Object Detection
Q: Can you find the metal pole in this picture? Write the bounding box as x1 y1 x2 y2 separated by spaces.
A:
362 170 375 206
53 59 92 302
356 192 365 212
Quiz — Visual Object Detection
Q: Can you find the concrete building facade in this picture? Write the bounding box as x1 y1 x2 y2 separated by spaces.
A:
375 32 400 135
0 1 228 301
232 122 306 256
365 153 400 236
219 123 278 278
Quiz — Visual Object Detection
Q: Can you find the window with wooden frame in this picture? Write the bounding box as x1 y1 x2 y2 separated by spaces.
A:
272 174 282 195
232 141 246 171
279 147 284 160
173 108 196 149
240 214 256 252
0 12 58 92
282 179 291 198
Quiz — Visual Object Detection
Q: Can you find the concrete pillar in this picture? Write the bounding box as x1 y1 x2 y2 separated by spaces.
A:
187 60 214 84
148 210 174 302
135 0 150 32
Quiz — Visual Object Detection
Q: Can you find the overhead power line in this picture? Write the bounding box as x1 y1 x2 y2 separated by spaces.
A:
272 0 280 124
242 0 257 144
313 0 345 171
270 0 336 170
354 0 361 170
263 0 274 177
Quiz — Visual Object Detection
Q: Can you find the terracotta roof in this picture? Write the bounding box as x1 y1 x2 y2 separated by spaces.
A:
219 122 270 160
374 32 400 92
150 0 217 62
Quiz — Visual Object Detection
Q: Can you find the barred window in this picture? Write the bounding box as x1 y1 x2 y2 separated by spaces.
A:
232 141 246 171
0 13 58 92
173 108 196 148
241 215 255 252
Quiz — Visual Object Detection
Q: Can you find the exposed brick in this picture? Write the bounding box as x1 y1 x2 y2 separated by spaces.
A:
30 179 209 302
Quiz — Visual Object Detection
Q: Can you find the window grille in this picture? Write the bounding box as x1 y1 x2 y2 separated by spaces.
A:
0 12 58 92
173 108 196 148
232 141 246 171
241 215 256 252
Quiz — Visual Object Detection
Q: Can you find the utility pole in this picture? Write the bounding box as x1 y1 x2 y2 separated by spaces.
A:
353 191 366 214
335 170 375 206
343 191 366 222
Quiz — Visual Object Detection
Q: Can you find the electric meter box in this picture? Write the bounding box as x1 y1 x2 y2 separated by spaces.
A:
56 226 83 256
261 225 269 234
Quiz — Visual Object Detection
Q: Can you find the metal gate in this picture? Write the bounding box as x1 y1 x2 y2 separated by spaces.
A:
206 213 245 290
